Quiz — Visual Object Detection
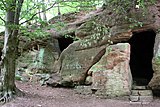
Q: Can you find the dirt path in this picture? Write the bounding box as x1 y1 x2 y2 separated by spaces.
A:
1 81 160 107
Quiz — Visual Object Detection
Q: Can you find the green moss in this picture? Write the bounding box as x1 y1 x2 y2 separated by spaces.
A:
155 56 160 65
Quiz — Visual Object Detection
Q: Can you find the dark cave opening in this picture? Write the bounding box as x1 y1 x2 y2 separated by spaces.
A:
58 37 74 51
128 30 156 85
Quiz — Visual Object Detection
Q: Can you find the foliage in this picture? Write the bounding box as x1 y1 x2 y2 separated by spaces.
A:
64 34 79 41
126 17 144 28
1 0 104 42
47 21 66 31
0 0 102 33
137 0 156 8
80 20 111 47
60 0 102 11
20 26 50 40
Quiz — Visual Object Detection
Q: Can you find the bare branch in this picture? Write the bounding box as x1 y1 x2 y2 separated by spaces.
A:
19 2 38 21
0 0 6 23
0 16 5 22
0 0 6 22
20 0 65 25
59 3 100 8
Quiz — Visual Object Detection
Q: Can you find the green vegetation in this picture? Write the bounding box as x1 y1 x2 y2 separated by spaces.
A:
0 0 102 32
79 20 111 47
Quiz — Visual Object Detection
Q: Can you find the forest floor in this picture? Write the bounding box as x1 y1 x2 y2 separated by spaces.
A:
1 81 160 107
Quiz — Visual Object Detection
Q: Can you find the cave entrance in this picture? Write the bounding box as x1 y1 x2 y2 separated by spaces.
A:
58 37 74 52
128 30 156 86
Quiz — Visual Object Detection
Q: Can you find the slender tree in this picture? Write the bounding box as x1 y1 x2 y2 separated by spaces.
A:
0 0 64 103
0 0 24 103
42 0 47 21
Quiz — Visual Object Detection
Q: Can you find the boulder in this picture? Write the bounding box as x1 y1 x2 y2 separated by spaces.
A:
90 43 132 97
53 41 106 86
149 33 160 90
43 39 61 71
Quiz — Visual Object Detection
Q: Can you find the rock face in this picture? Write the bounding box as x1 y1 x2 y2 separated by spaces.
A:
90 43 132 97
16 38 60 82
17 45 59 74
56 42 106 86
47 1 160 97
149 33 160 90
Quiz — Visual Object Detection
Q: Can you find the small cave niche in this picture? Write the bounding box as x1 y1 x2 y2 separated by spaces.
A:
58 37 74 52
128 30 156 86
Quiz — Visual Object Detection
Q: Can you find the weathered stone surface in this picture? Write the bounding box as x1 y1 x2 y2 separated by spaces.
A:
75 18 132 48
17 39 60 74
46 1 160 98
90 43 132 97
139 90 153 96
131 90 139 96
139 96 153 102
53 41 106 86
129 95 153 103
16 38 61 84
130 95 139 102
74 4 157 42
132 86 146 90
74 86 92 95
131 90 153 96
149 74 160 89
46 73 61 87
149 33 160 90
43 39 61 71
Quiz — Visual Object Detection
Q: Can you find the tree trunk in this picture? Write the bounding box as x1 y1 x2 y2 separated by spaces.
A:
2 8 16 92
0 0 24 103
37 0 42 20
42 0 47 21
57 3 61 16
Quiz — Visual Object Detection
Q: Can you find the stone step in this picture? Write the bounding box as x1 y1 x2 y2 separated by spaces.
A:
130 95 153 102
139 95 153 102
129 95 139 102
130 101 151 105
131 90 153 96
132 86 146 90
130 88 153 104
